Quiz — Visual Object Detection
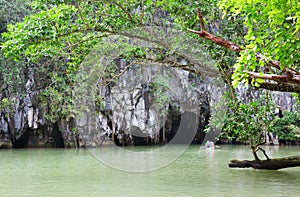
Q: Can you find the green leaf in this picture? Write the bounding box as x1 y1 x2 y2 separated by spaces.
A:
255 78 264 84
246 54 251 60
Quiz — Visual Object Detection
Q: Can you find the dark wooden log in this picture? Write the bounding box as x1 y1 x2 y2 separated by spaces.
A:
229 155 300 170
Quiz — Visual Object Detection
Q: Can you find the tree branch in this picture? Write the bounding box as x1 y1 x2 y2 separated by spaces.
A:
258 82 300 93
257 147 271 160
102 0 133 21
187 28 242 53
196 8 206 31
248 72 300 84
140 0 145 24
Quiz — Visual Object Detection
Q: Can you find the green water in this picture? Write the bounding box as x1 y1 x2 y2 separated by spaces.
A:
0 145 299 197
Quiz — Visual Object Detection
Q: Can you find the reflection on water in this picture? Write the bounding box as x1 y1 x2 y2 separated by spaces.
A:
88 145 192 172
0 145 299 197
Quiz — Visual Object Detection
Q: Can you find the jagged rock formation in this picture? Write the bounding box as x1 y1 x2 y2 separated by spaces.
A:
0 68 67 148
76 63 211 147
0 61 214 148
0 58 297 149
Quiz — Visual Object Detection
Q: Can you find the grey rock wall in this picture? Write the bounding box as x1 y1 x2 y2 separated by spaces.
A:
76 63 211 147
0 61 296 148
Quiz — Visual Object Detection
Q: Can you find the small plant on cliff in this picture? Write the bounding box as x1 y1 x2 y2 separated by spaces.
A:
150 75 172 116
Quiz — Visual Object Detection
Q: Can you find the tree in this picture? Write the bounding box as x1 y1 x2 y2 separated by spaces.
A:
186 0 300 169
187 0 300 93
221 97 274 161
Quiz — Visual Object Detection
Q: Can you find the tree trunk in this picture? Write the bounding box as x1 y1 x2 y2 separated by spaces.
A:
229 155 300 170
251 147 260 161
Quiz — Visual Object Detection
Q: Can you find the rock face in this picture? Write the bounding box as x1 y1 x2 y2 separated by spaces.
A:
76 63 211 147
0 68 66 148
0 60 296 148
0 61 213 148
235 84 296 111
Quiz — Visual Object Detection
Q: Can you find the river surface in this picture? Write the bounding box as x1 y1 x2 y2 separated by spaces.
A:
0 145 299 197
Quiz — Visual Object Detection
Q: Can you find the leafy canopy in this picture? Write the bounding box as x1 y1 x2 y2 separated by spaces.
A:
219 0 300 87
0 0 217 123
1 0 143 66
2 0 299 89
1 0 243 74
